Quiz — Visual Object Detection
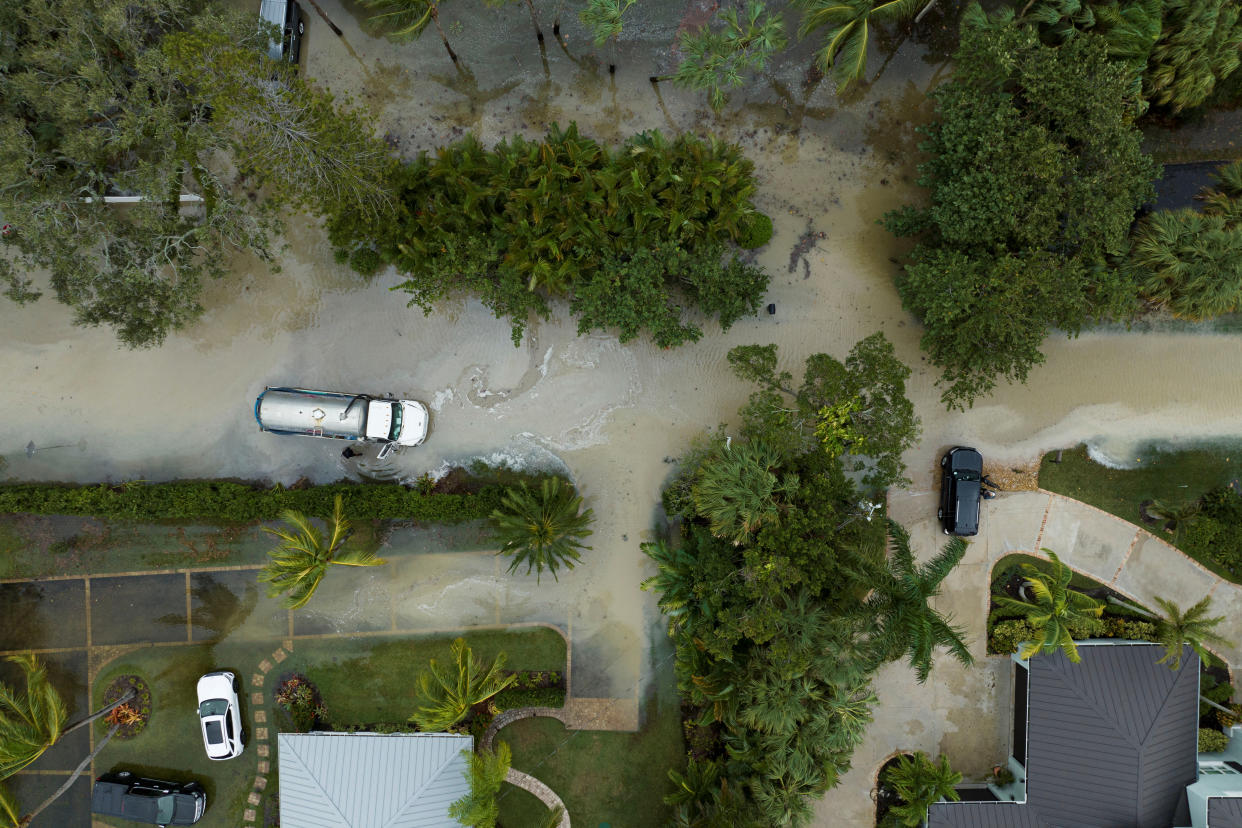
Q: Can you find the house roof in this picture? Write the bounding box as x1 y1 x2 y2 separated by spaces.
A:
1210 797 1242 828
278 732 472 828
929 643 1199 828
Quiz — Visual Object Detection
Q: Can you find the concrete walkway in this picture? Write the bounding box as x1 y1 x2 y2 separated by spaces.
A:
811 488 1242 827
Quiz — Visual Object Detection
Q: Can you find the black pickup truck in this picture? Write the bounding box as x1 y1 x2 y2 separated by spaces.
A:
91 771 205 826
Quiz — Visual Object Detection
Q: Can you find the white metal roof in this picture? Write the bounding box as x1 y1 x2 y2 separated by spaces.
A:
278 732 472 828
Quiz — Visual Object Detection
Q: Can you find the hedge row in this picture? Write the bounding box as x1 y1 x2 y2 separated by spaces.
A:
0 480 508 523
988 616 1158 655
492 685 566 712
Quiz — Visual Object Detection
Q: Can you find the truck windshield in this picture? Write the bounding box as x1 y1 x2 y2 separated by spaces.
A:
956 470 981 482
155 794 175 824
390 402 402 441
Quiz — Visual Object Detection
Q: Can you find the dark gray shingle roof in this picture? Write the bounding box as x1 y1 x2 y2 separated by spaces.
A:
928 644 1198 828
1210 797 1242 828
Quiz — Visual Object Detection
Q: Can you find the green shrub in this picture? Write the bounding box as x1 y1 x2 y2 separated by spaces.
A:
0 478 530 524
348 246 382 277
988 615 1156 654
492 686 566 711
735 210 773 249
1200 727 1230 753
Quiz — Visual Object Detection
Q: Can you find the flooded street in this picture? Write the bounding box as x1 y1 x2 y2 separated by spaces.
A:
3 0 1242 767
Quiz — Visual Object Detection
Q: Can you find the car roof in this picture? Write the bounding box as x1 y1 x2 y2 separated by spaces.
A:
258 0 288 27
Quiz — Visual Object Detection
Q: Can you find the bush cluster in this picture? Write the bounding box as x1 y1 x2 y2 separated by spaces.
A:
326 123 772 348
1182 486 1242 578
1200 728 1230 753
0 479 508 523
988 616 1158 655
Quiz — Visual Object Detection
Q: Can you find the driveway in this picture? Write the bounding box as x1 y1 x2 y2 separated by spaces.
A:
811 488 1242 827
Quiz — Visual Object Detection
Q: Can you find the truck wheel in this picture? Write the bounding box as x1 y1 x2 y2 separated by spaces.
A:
298 20 304 34
940 454 948 467
117 771 132 779
937 508 944 520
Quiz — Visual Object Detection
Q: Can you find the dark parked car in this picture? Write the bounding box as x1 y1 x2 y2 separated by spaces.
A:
939 446 983 536
260 0 303 64
91 771 206 826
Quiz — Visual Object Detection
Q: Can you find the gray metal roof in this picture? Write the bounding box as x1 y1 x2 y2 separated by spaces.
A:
929 643 1199 828
1210 797 1242 828
278 732 473 828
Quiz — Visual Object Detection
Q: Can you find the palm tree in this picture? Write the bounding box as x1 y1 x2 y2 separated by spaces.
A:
991 550 1103 663
579 0 635 71
649 2 787 111
1150 595 1235 670
880 751 961 827
490 478 593 583
361 0 461 64
259 495 386 610
408 638 517 731
1145 498 1202 542
866 519 973 682
690 439 796 545
448 741 511 828
0 654 135 826
793 0 923 92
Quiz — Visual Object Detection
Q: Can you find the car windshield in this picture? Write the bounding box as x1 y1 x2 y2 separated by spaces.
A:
390 402 402 440
154 794 175 824
204 719 225 745
199 698 229 718
956 470 981 482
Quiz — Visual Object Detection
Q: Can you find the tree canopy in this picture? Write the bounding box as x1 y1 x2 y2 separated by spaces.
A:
884 4 1158 408
0 0 392 347
726 333 920 490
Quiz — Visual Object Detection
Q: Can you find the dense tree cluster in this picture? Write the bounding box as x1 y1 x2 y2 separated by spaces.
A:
1128 160 1242 319
645 337 967 826
1026 0 1242 113
884 4 1158 409
328 123 772 347
0 0 392 347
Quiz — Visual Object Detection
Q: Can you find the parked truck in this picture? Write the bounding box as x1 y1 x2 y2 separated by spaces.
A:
254 387 429 458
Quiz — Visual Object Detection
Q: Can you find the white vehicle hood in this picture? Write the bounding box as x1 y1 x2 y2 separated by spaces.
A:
396 401 429 447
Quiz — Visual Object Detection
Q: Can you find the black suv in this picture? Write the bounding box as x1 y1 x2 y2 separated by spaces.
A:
91 771 206 826
939 446 983 536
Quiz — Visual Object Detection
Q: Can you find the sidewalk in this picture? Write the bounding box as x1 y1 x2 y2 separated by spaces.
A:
811 488 1242 827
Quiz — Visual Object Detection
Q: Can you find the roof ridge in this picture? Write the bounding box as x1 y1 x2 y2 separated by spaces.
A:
383 740 465 828
283 735 352 826
1046 653 1143 751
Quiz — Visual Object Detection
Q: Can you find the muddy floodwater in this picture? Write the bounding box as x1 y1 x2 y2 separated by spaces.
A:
3 0 1242 812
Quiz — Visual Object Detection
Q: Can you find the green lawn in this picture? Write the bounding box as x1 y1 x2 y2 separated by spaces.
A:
0 515 490 578
90 627 567 828
1039 443 1242 580
497 664 684 828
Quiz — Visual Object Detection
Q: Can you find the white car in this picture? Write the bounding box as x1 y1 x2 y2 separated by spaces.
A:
196 672 244 761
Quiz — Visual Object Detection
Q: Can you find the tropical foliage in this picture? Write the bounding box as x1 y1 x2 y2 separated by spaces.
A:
579 0 635 45
408 638 517 731
1151 595 1234 669
884 4 1158 409
794 0 923 91
0 654 135 826
0 0 391 347
361 0 461 62
259 495 387 610
725 334 920 490
490 478 593 582
1129 161 1242 319
326 123 771 347
864 520 973 683
0 654 67 780
449 742 512 828
1025 0 1242 113
659 1 787 110
991 550 1104 662
879 752 961 827
645 339 955 826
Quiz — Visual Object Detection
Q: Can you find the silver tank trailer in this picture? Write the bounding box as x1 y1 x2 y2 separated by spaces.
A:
255 388 369 441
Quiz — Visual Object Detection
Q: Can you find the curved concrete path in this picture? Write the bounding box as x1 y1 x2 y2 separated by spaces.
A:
811 488 1242 828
